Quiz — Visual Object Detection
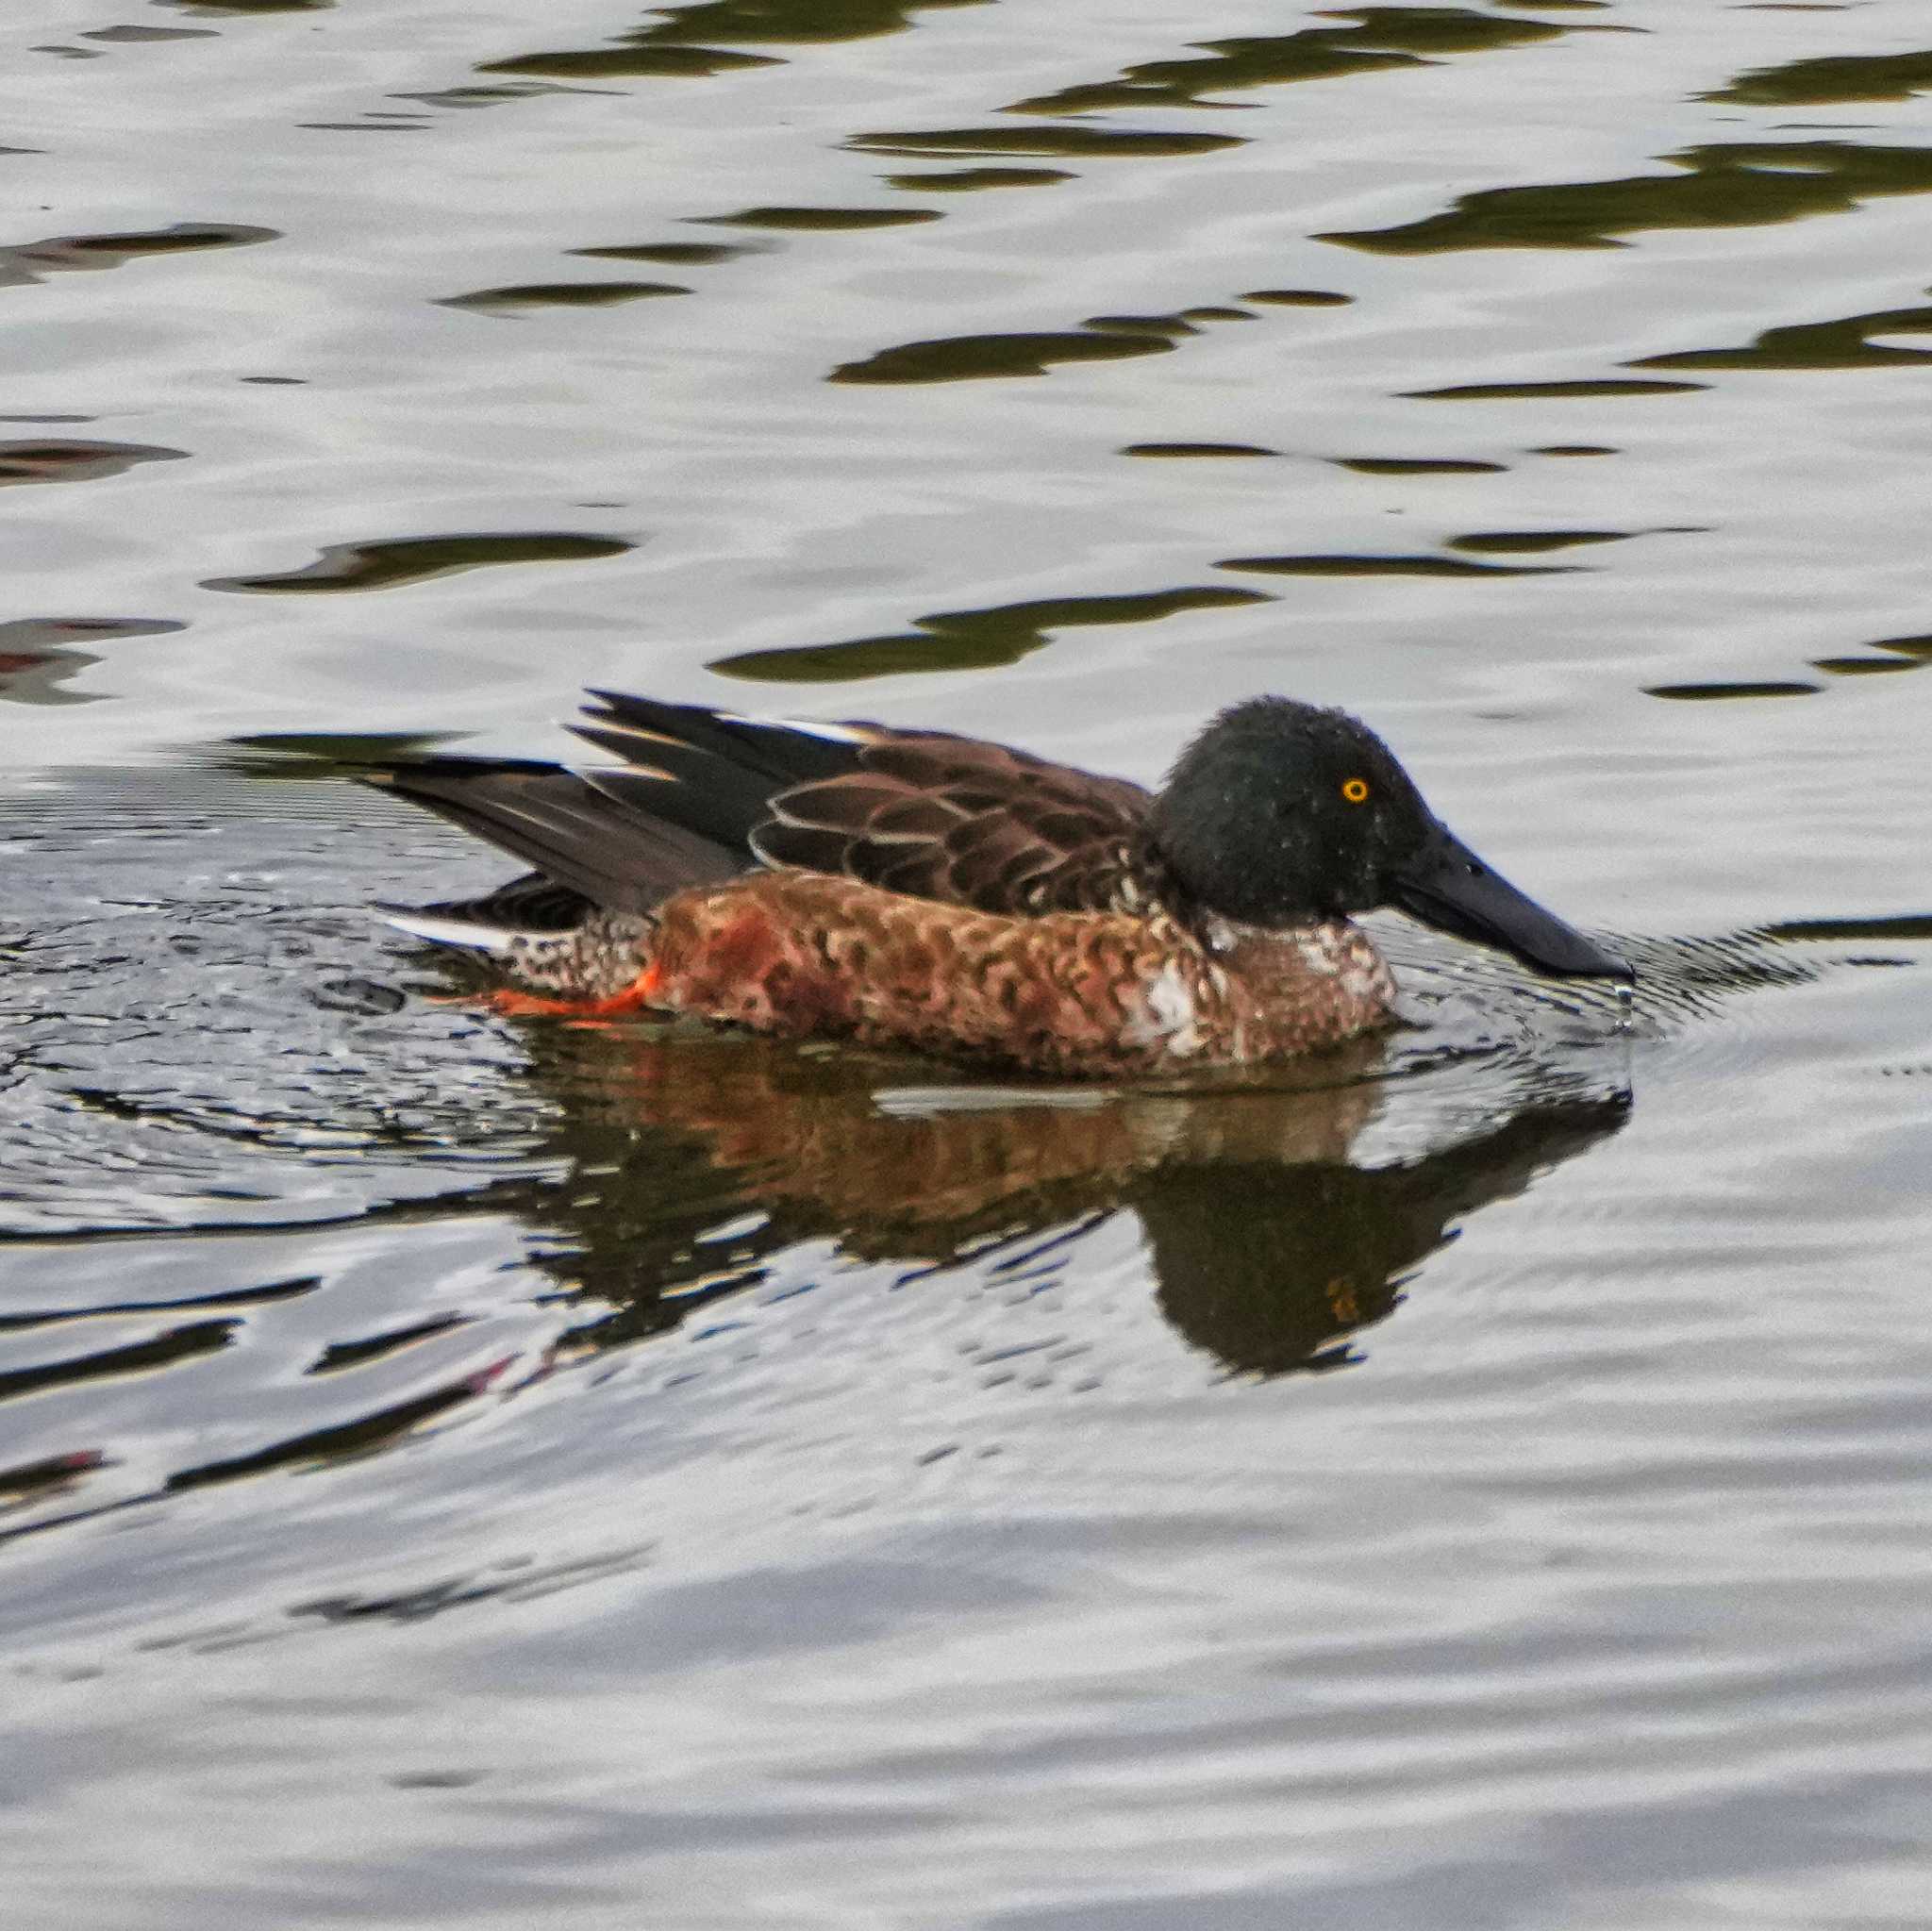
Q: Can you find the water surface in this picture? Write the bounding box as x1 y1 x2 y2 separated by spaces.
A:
5 1 1931 1925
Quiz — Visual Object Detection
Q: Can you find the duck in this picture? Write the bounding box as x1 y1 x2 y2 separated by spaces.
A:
363 690 1630 1077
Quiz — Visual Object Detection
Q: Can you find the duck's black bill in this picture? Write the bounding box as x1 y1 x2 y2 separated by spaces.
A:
1391 824 1633 982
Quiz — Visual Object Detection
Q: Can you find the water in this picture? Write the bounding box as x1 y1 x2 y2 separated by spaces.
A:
5 1 1931 1924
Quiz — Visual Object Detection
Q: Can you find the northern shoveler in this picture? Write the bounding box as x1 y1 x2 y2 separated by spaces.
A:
365 691 1630 1076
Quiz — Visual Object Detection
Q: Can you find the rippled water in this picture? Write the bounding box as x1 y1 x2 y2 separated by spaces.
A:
6 1 1932 1924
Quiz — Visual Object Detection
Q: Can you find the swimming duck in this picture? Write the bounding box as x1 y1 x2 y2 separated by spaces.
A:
365 691 1630 1076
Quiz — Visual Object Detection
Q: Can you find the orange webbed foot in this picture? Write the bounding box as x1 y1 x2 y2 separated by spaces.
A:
466 964 666 1021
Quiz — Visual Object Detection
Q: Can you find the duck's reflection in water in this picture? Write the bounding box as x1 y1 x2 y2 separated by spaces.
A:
511 1027 1630 1378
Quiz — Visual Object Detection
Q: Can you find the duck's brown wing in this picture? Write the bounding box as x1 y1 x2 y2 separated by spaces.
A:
572 691 1154 917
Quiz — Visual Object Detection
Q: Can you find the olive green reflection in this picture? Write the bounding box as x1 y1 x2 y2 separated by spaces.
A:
833 307 1240 384
1407 378 1705 401
572 241 758 266
1705 47 1932 108
1811 657 1917 678
84 14 249 33
600 0 986 46
1124 442 1279 459
1812 634 1932 680
438 281 690 314
1761 913 1932 945
1219 552 1581 578
1635 297 1932 371
1084 313 1202 336
850 126 1242 159
491 1025 1630 1381
204 532 633 595
832 328 1174 384
1646 681 1821 701
1243 288 1354 307
1011 5 1582 115
1334 457 1505 474
710 586 1270 682
699 207 941 230
1449 529 1629 554
480 0 985 78
1323 142 1932 254
477 45 777 78
884 167 1074 192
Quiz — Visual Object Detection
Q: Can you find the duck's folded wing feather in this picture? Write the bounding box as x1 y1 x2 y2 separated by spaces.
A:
571 692 1155 918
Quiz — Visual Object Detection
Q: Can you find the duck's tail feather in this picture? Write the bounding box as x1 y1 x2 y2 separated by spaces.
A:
362 757 741 914
375 871 594 951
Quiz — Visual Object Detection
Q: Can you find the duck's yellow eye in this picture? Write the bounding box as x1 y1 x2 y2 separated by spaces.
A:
1341 777 1371 804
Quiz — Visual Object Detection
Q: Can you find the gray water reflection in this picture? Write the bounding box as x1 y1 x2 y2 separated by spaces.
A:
8 0 1932 1922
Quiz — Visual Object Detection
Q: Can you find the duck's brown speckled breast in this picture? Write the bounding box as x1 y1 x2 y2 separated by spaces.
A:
635 870 1396 1074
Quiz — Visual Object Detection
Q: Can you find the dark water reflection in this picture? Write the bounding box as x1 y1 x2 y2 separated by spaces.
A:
1324 141 1932 254
713 585 1267 681
0 440 188 487
848 123 1244 158
0 222 278 292
202 533 636 596
1636 293 1932 370
479 0 981 81
496 1027 1629 1378
1009 4 1597 115
0 619 183 707
1705 44 1932 108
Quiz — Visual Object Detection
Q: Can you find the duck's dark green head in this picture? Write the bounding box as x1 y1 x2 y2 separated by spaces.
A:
1149 697 1631 982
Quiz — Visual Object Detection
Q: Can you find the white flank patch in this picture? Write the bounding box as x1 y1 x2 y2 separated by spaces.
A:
1124 959 1204 1056
1295 931 1341 979
380 910 519 953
